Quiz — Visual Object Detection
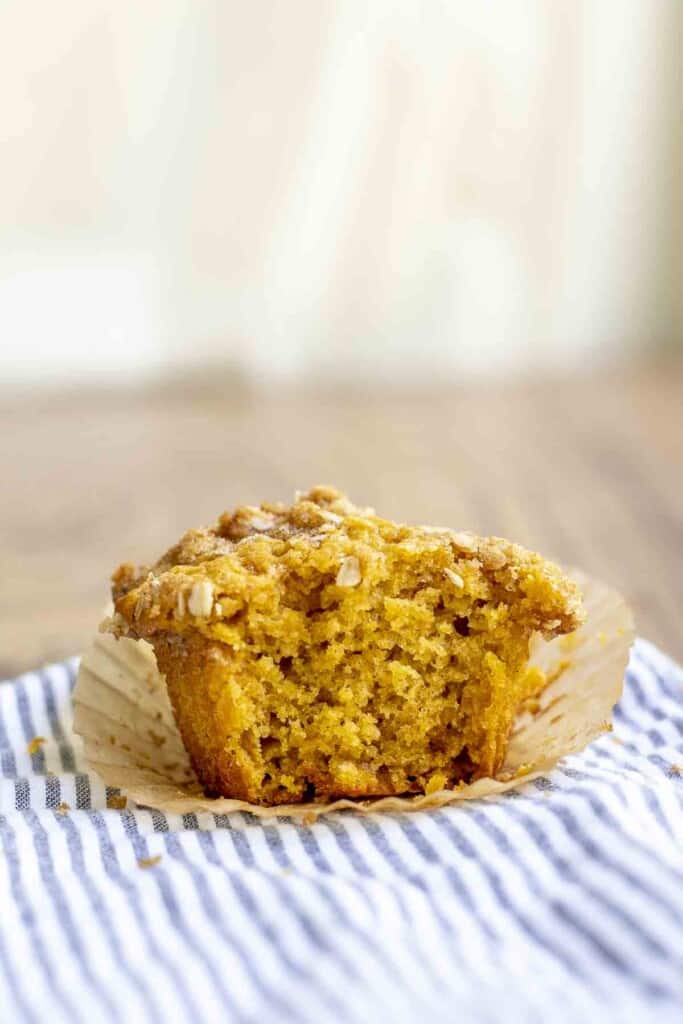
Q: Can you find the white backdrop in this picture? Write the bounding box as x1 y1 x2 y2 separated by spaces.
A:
0 0 680 387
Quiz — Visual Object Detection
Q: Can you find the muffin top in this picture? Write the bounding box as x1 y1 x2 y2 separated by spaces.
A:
109 485 583 643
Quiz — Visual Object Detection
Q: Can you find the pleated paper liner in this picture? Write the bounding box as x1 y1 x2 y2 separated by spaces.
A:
73 572 634 820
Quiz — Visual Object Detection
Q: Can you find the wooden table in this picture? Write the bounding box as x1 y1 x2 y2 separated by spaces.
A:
1 363 682 677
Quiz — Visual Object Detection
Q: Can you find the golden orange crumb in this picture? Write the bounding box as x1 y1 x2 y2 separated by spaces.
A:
669 764 682 776
27 736 46 755
137 855 162 869
425 772 448 794
56 802 70 815
107 794 128 810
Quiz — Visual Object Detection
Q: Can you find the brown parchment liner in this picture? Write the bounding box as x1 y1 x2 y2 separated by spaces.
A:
72 572 634 820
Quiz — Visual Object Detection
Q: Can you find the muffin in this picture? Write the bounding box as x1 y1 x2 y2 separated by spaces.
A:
106 486 583 805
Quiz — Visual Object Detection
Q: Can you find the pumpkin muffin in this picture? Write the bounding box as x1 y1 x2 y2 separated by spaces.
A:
105 487 583 805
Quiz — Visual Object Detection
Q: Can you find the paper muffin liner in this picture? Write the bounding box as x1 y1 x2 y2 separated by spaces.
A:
73 571 634 819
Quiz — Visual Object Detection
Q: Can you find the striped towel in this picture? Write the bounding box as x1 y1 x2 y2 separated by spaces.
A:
0 639 682 1024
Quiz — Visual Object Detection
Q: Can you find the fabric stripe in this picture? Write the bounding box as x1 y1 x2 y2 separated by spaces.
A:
346 814 513 1008
0 687 18 778
54 810 162 1020
260 819 435 1008
470 802 681 998
536 782 683 912
311 815 451 995
323 816 481 1004
118 809 239 1015
87 810 202 1022
39 666 77 773
244 820 402 1019
22 809 121 1021
0 911 36 1024
268 817 448 1014
195 828 346 1022
209 816 377 1020
430 806 619 999
149 810 308 1021
352 815 474 942
6 675 118 1017
0 813 83 1021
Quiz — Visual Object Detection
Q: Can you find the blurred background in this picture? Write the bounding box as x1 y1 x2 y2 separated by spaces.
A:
1 0 681 672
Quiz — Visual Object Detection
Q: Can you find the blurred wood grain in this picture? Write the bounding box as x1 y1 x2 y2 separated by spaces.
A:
1 363 682 677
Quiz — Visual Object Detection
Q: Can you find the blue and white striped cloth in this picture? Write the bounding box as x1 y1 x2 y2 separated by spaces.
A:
0 638 682 1024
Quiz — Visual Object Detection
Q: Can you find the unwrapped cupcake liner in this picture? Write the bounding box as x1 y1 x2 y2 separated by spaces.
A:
73 571 634 819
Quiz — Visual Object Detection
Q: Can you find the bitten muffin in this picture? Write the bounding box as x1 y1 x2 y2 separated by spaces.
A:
106 487 583 805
